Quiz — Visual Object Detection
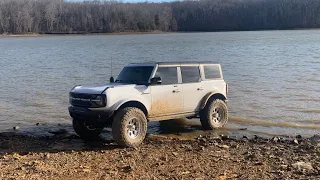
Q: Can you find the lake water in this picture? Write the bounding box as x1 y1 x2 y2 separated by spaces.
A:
0 30 319 138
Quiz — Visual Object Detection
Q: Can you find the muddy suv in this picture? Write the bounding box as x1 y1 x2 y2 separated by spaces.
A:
69 62 228 147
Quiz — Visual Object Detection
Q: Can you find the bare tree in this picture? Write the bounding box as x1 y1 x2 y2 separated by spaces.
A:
0 0 319 34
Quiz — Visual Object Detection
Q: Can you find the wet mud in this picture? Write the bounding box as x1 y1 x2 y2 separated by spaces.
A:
4 115 320 142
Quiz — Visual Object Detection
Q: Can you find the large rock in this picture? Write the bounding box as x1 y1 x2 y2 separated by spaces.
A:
309 134 320 144
0 140 12 149
48 129 68 135
292 162 314 171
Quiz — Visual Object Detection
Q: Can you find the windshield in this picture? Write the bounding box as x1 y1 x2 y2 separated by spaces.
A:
116 66 154 85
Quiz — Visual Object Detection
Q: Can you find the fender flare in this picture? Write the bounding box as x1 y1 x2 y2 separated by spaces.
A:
199 92 227 110
112 100 149 116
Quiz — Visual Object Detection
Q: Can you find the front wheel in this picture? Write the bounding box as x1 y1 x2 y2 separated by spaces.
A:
200 99 228 130
112 107 147 147
72 118 103 140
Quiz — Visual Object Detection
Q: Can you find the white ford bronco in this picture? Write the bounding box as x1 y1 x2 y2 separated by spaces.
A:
69 62 228 147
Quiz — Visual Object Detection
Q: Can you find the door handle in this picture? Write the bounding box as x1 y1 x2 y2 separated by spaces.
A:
173 89 180 93
197 87 204 91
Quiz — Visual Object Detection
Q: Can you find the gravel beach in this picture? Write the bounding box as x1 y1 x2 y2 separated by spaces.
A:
0 130 319 180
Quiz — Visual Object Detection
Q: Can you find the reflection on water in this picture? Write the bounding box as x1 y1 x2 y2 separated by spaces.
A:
295 119 320 125
229 116 320 129
157 118 201 133
150 117 320 139
1 30 320 137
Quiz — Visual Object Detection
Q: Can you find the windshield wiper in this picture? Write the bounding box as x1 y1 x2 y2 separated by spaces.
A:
115 80 125 83
115 80 141 84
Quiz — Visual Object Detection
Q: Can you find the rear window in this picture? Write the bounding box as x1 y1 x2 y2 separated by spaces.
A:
181 66 201 83
204 65 221 79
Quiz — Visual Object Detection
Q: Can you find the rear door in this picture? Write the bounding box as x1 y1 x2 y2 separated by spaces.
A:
202 64 227 96
180 65 207 112
149 66 183 117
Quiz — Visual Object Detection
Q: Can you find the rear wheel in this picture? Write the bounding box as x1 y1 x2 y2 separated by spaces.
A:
72 118 103 140
112 107 147 147
200 99 228 130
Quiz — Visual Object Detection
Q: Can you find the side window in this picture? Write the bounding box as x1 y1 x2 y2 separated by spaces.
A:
155 67 178 85
204 65 221 79
181 66 201 83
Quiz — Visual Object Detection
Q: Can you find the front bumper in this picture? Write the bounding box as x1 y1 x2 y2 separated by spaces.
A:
68 106 114 126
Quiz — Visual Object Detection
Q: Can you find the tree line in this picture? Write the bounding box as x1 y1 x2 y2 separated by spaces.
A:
0 0 319 34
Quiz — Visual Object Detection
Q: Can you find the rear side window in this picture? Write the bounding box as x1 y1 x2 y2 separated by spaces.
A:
155 67 178 85
181 66 201 83
204 65 221 79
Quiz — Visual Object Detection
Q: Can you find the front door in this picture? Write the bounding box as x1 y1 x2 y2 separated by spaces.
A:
149 66 183 117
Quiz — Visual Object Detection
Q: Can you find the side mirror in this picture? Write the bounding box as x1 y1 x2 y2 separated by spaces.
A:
150 77 162 85
110 77 114 83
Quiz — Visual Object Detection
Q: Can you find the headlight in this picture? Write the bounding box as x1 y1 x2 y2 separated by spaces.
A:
91 95 106 107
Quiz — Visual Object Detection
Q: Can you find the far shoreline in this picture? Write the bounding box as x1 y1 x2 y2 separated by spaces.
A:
1 28 320 38
0 31 172 38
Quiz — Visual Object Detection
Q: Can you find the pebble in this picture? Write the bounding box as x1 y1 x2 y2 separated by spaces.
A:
230 142 238 148
181 144 193 150
44 153 50 159
181 171 190 175
293 139 299 145
220 135 229 140
82 168 91 173
12 153 21 160
272 137 279 143
222 145 230 149
122 164 135 172
13 126 20 130
280 165 288 170
255 161 264 165
160 155 168 161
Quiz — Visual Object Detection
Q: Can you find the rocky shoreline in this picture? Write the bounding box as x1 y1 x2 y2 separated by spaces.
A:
0 130 319 179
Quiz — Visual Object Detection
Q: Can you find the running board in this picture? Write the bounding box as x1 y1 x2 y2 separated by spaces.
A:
148 112 197 121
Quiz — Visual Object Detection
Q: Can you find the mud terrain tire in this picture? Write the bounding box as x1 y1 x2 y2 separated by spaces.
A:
200 99 228 130
112 107 147 147
73 118 103 140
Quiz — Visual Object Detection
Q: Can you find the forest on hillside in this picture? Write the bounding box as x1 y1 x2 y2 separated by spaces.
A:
0 0 319 34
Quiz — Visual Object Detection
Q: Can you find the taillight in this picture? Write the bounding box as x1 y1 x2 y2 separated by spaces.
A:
226 84 228 94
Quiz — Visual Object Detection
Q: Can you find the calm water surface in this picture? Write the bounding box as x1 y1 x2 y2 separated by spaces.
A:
0 30 319 137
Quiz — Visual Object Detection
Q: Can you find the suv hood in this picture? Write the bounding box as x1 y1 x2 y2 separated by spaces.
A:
70 83 138 94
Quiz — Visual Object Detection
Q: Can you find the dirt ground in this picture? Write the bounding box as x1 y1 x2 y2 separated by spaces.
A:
0 130 319 180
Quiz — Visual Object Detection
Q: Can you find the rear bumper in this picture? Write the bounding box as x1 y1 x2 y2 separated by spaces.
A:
69 106 114 126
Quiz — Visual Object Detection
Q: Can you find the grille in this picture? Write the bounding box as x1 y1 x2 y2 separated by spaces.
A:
70 93 100 108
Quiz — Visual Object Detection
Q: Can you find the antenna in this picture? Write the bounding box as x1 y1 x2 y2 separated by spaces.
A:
109 57 114 83
111 57 113 77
